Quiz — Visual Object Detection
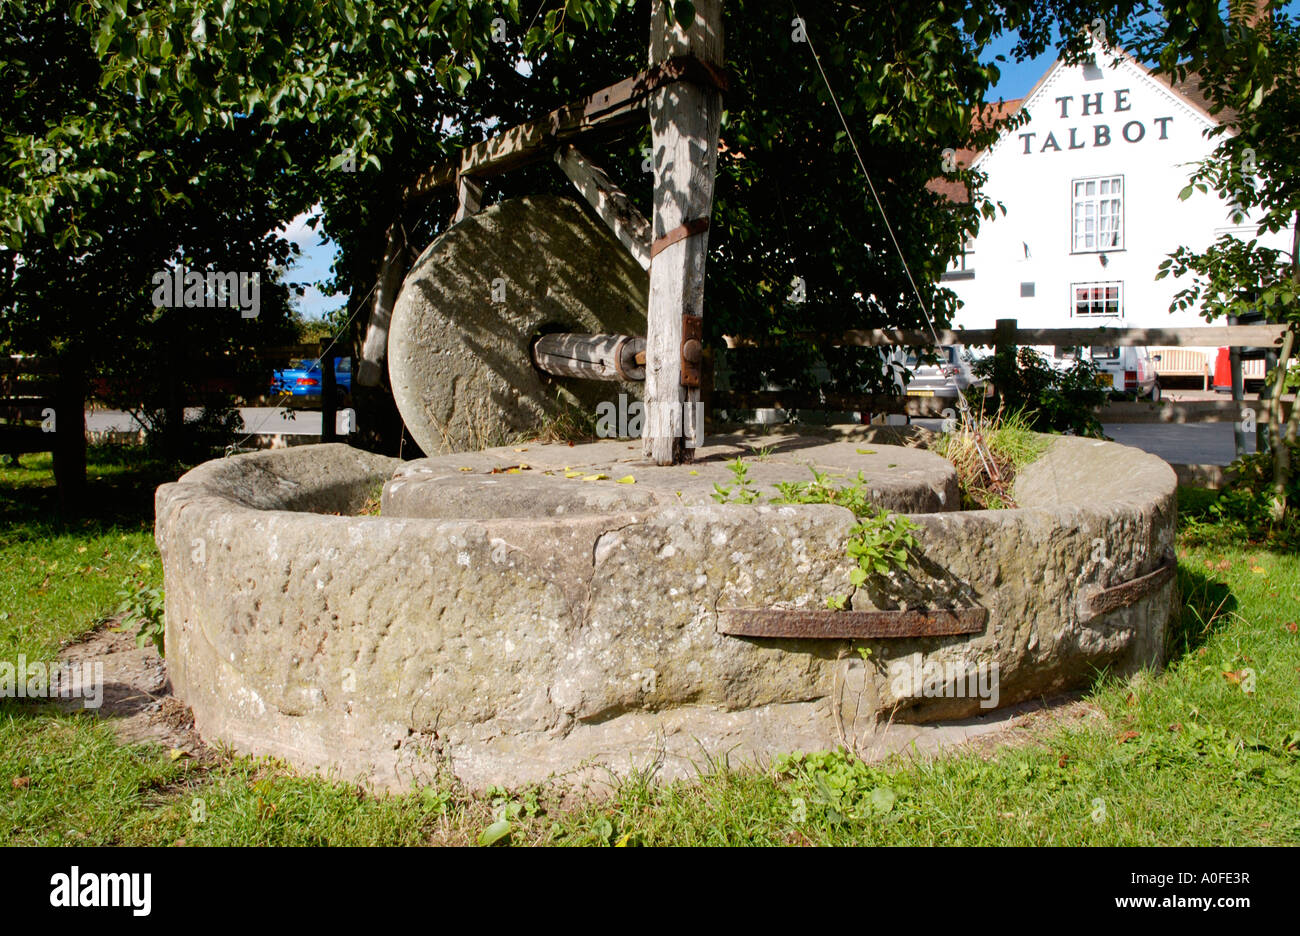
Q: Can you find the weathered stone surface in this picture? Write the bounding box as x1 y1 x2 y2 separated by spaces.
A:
387 195 648 456
157 435 1177 790
382 435 959 518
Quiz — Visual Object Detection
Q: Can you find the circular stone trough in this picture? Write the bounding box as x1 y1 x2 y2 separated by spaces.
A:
156 432 1177 789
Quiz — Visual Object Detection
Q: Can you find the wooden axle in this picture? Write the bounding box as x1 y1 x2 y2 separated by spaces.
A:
532 333 646 382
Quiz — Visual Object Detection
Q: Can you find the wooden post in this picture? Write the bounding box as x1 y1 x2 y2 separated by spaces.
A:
51 365 86 515
453 174 484 224
320 340 337 443
992 318 1017 400
642 0 723 465
1228 315 1247 457
357 224 407 387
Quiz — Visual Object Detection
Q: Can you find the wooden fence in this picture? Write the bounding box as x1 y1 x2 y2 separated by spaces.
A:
2 340 354 509
1 355 86 509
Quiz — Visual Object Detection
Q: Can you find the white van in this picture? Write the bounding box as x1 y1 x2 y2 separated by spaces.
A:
1085 346 1161 401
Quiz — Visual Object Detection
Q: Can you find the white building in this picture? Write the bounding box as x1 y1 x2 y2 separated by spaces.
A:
939 46 1290 381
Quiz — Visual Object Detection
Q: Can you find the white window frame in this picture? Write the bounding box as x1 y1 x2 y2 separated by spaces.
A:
1071 175 1124 252
1072 281 1124 319
956 235 974 272
940 236 975 282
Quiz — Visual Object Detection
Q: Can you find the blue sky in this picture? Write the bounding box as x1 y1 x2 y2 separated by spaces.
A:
985 34 1057 101
280 209 344 322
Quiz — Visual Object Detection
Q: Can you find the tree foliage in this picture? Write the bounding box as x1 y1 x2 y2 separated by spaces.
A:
3 0 1134 452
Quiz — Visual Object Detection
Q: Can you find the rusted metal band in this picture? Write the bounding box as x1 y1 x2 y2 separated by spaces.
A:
1083 554 1177 618
582 55 728 126
718 607 988 640
637 54 729 97
651 217 710 259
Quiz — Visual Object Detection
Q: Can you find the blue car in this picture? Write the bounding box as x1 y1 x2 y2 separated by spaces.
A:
269 358 352 401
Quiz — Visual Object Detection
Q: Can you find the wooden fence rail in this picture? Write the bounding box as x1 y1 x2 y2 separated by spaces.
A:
713 319 1295 489
727 322 1288 351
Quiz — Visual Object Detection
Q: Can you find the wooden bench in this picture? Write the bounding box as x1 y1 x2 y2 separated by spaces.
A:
1149 347 1210 389
0 356 58 459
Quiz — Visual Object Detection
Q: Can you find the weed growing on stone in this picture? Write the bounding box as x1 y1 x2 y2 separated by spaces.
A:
770 466 917 601
772 467 873 516
936 406 1048 509
845 512 919 584
711 457 760 504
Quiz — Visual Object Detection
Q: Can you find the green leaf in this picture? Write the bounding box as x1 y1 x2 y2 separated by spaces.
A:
870 786 897 813
478 818 511 846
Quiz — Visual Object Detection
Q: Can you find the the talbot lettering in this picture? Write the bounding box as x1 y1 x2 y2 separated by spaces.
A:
1021 89 1173 154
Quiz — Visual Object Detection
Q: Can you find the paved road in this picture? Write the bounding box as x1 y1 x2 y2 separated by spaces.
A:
912 417 1257 466
1100 422 1257 464
88 407 1261 465
87 407 355 436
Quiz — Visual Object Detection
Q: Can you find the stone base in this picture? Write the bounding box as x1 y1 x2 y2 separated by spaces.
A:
156 433 1176 790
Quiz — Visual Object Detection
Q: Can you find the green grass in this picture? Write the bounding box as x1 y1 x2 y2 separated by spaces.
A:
1 447 1297 845
0 449 175 660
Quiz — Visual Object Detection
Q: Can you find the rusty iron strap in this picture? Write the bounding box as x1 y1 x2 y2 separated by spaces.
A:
718 607 988 639
615 55 728 113
581 55 728 126
651 217 710 259
680 313 703 388
1085 554 1177 618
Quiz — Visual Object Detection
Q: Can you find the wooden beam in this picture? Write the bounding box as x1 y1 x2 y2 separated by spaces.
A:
405 70 661 201
643 0 723 464
554 145 652 270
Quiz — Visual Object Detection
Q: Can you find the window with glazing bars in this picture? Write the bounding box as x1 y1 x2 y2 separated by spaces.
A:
1072 176 1123 251
1072 281 1123 317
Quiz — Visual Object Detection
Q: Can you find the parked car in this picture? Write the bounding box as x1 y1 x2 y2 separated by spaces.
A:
1087 346 1161 401
895 344 983 400
269 357 352 402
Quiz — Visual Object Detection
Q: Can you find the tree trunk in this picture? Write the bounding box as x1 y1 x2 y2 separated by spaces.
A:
52 358 86 516
1273 211 1300 520
1268 326 1295 520
642 0 723 465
